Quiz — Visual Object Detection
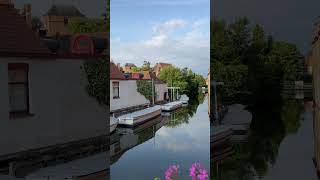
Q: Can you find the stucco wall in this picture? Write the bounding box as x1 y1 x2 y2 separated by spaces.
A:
110 80 149 112
155 83 168 102
0 58 107 156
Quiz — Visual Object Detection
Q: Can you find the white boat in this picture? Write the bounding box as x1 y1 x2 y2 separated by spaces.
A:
117 105 162 127
221 104 252 131
110 116 118 133
179 94 189 104
161 101 183 111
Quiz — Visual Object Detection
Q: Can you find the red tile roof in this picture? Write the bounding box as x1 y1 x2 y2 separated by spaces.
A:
0 4 51 57
110 62 125 80
128 71 165 83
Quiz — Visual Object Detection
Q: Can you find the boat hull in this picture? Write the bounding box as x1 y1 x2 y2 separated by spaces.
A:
118 107 162 127
110 123 117 133
161 102 183 111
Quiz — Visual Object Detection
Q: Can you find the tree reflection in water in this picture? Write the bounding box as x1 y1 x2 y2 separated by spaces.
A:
165 93 205 128
211 92 305 180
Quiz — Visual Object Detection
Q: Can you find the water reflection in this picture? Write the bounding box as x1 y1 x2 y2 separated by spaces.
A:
111 94 210 179
211 91 318 179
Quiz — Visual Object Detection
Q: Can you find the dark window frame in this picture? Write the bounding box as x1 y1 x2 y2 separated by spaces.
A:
8 63 30 115
113 81 120 99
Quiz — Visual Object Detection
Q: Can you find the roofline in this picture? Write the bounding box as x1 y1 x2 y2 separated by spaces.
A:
0 52 107 60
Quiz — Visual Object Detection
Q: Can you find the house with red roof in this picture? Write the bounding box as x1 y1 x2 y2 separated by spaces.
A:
110 62 149 113
153 62 172 76
0 0 107 160
141 71 168 102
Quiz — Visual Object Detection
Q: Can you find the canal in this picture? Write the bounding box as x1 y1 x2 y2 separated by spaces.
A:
110 95 210 179
211 90 319 180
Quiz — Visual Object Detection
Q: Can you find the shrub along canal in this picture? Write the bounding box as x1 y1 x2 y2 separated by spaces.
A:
110 94 210 179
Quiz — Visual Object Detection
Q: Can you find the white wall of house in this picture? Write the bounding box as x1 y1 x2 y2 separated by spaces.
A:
110 80 149 112
0 58 107 156
155 83 168 102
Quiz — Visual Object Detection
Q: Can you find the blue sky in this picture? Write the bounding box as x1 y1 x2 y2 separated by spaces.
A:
111 0 210 76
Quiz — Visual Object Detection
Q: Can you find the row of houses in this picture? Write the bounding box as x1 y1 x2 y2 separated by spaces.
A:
0 1 108 175
110 62 170 114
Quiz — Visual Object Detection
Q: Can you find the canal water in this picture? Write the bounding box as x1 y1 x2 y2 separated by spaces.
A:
211 90 318 180
110 95 210 179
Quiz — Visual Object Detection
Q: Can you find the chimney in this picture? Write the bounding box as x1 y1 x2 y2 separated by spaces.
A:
0 0 11 5
23 4 32 29
117 63 121 69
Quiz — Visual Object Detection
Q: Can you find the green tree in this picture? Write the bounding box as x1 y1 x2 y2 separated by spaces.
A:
141 61 151 71
31 16 43 31
131 67 141 72
68 18 105 34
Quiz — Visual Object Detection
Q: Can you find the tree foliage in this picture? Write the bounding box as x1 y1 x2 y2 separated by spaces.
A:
136 80 156 102
158 65 205 98
84 59 109 106
68 18 106 34
31 16 43 31
211 17 303 100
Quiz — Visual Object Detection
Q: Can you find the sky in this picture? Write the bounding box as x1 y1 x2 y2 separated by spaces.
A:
12 0 105 17
212 0 320 55
111 0 210 77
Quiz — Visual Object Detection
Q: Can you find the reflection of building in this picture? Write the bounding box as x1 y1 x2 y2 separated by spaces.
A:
0 1 108 176
153 62 171 76
43 4 85 36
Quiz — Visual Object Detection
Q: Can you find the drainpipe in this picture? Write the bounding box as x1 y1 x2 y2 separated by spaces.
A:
152 78 155 105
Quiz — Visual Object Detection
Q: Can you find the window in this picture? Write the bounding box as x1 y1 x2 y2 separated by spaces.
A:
8 63 29 114
113 82 120 99
64 17 69 25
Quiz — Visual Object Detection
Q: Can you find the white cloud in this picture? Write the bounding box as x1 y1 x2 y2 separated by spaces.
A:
111 18 209 76
152 19 187 34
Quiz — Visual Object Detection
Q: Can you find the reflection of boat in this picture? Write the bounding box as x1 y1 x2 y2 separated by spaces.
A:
211 125 233 146
161 101 183 111
179 94 189 104
118 106 162 127
211 142 233 163
110 116 165 165
26 152 109 180
118 115 163 134
221 104 252 131
110 116 118 133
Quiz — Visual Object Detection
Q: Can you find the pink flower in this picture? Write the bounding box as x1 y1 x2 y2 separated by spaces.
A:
189 162 208 180
165 165 179 180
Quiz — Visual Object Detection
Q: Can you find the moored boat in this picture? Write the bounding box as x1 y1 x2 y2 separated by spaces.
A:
179 94 189 104
117 106 162 127
221 104 252 131
161 101 183 111
110 116 118 133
